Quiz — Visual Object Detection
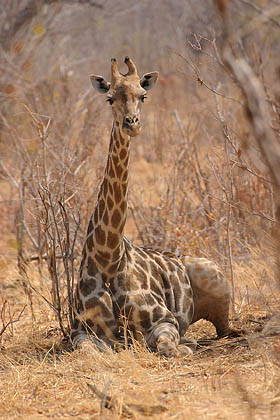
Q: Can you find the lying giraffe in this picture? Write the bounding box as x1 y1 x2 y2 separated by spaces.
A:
70 57 237 357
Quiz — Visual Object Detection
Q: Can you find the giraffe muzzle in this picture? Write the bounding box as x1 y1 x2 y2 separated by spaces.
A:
122 116 141 137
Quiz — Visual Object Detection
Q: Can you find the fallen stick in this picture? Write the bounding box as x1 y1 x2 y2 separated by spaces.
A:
87 382 167 418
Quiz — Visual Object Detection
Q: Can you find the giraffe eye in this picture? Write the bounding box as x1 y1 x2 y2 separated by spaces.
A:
140 95 147 103
107 97 114 105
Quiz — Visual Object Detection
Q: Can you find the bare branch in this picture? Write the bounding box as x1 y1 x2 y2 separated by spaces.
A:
217 1 280 208
0 302 27 340
237 0 280 29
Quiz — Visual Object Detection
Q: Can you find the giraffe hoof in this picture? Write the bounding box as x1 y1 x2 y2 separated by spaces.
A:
157 344 193 358
156 336 194 358
177 344 194 357
179 337 197 352
218 328 244 339
156 336 178 357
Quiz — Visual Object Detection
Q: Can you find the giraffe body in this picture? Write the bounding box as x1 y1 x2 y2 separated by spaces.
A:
73 238 194 356
71 58 236 357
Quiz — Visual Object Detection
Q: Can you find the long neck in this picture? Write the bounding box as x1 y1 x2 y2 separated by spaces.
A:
86 122 130 274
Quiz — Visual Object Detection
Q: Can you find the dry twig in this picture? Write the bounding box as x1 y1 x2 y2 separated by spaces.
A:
0 301 27 342
87 382 167 418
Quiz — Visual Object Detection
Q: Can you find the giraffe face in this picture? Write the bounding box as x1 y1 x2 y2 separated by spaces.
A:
107 82 146 137
91 57 158 137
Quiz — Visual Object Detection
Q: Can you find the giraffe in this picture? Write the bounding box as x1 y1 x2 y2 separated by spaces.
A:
70 57 238 357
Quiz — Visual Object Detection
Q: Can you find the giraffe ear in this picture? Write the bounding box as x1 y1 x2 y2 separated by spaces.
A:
90 75 111 93
140 72 158 91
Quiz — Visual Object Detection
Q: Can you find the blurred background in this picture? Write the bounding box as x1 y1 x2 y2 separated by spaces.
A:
0 0 279 331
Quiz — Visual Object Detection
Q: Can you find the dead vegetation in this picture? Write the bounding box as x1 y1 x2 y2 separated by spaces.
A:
0 0 280 418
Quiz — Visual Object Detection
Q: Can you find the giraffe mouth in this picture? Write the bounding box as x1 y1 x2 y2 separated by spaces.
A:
122 122 141 137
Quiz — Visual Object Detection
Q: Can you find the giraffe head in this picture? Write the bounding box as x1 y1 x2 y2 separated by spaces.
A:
90 57 158 137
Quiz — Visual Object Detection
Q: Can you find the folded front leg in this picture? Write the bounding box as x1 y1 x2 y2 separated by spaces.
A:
146 322 194 357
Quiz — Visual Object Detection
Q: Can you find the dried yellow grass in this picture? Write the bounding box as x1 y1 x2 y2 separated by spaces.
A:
1 258 279 420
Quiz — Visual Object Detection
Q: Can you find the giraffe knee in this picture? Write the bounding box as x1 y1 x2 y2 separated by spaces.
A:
146 322 192 357
72 331 110 352
71 331 89 349
156 334 178 357
156 335 194 357
177 344 194 356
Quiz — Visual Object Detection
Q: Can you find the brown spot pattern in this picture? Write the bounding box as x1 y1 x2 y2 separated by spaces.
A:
95 225 106 245
80 278 96 296
119 148 127 160
87 219 94 235
112 154 119 168
87 233 94 252
87 256 97 276
120 202 126 213
94 209 98 226
111 208 122 228
107 195 114 211
109 161 115 178
107 230 119 249
140 310 151 329
113 182 122 204
115 163 123 179
99 198 105 218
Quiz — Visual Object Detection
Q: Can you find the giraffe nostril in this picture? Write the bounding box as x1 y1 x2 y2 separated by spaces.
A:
124 116 139 126
123 116 132 125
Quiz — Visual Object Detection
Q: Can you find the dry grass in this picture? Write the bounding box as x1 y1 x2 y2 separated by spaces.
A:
1 250 279 419
1 1 280 419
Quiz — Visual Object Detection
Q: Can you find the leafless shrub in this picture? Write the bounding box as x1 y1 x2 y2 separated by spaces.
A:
0 74 99 336
131 1 279 265
215 0 280 286
0 298 26 344
0 105 85 336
